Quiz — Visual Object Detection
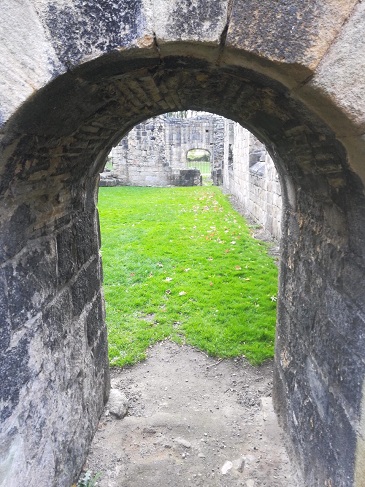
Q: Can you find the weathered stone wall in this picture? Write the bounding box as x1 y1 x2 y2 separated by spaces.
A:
0 175 109 487
109 116 171 186
1 1 365 486
223 122 282 239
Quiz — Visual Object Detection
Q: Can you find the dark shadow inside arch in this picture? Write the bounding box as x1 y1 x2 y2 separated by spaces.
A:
2 48 365 485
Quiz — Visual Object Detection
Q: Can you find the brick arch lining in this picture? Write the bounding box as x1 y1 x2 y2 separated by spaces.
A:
1 51 365 486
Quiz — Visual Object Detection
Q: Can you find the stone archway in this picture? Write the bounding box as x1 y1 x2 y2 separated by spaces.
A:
1 2 365 486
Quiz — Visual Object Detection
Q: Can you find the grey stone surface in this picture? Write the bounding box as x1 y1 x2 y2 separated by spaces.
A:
150 0 228 45
107 389 129 419
222 123 282 241
299 1 365 133
0 0 65 126
225 0 358 84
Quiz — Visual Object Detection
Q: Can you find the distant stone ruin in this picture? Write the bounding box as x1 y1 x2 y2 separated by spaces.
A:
102 113 282 240
101 113 224 187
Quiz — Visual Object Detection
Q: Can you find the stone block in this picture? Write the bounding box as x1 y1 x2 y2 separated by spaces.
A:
86 294 105 347
92 323 110 375
36 0 153 69
56 227 78 287
0 203 36 264
70 259 100 317
226 0 357 83
298 2 365 133
150 0 228 47
74 211 100 268
5 239 57 331
42 290 72 353
0 0 65 127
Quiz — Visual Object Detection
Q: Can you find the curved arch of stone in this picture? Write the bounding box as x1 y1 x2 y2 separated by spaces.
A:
186 148 212 157
1 2 365 486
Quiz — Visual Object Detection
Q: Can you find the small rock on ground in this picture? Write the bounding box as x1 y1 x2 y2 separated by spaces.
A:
106 389 129 419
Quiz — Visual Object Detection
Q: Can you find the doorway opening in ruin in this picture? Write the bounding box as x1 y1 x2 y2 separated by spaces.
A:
99 112 281 365
98 112 282 369
186 148 212 184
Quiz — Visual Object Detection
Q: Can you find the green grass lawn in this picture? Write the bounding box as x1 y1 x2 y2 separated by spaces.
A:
98 186 278 367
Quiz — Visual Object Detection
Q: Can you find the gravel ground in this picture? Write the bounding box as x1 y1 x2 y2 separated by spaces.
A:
82 341 301 487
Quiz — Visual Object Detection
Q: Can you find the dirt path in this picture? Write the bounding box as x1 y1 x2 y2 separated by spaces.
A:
83 341 301 486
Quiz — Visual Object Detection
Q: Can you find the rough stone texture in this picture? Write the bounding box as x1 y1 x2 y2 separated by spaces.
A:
0 0 65 125
1 2 365 486
36 0 150 68
297 1 365 133
150 0 229 45
225 0 359 84
222 122 282 240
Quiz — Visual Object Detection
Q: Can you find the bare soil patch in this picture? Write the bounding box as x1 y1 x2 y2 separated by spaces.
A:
83 341 300 487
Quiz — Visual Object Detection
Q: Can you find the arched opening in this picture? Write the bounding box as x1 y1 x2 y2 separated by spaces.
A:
92 116 284 481
97 109 281 367
1 40 365 486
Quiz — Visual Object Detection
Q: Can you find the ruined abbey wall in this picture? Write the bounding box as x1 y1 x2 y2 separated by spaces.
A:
222 122 282 239
106 113 224 187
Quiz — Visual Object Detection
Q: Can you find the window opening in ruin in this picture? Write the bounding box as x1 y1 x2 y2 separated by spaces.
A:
186 148 212 185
